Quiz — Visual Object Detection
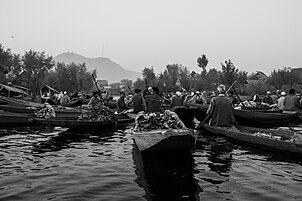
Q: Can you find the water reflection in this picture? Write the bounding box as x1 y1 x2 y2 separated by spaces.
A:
132 145 201 201
32 128 118 153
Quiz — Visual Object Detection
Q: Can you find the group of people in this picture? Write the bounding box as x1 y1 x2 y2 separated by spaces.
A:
253 89 300 113
116 87 163 114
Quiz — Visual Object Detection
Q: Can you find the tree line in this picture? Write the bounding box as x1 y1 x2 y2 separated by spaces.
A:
133 54 302 95
0 44 96 94
1 43 301 96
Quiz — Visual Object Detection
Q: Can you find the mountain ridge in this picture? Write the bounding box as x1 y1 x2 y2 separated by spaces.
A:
53 52 141 83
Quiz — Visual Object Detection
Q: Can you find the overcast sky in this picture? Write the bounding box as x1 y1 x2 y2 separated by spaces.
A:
1 0 301 76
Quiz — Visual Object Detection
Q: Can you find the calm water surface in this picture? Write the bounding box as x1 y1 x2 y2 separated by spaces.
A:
0 125 302 201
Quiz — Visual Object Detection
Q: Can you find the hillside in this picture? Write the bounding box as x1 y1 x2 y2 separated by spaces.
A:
54 52 141 83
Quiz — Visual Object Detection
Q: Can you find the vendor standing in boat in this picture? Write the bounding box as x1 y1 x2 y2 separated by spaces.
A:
283 88 300 113
206 84 235 127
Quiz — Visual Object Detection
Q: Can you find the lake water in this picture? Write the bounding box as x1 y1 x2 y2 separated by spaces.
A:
0 125 302 201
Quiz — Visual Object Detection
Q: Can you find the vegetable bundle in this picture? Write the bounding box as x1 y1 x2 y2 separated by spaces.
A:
134 110 186 131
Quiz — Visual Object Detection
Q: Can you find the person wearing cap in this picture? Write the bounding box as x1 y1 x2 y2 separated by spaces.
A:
170 91 184 109
283 88 300 113
206 84 235 127
277 91 286 111
262 91 273 105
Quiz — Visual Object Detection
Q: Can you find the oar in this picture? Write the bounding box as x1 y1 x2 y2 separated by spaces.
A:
225 80 237 94
92 74 100 92
127 85 133 95
197 115 210 129
227 79 245 108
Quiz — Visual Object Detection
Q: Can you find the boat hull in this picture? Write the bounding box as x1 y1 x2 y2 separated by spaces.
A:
203 124 302 155
133 129 198 152
233 109 299 126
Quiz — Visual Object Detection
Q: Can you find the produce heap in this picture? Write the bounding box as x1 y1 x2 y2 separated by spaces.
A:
34 103 56 119
79 102 115 122
133 110 186 131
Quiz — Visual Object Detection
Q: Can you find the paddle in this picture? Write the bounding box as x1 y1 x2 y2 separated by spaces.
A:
127 85 133 95
92 74 100 92
225 80 237 94
196 115 210 130
227 79 245 108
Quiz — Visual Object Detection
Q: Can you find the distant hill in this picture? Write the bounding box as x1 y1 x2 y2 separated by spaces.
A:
54 52 141 83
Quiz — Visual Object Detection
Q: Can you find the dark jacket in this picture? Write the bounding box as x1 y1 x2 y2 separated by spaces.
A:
207 95 235 127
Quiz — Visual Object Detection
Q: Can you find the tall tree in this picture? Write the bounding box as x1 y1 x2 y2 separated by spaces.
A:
220 59 238 85
197 54 209 75
16 50 55 93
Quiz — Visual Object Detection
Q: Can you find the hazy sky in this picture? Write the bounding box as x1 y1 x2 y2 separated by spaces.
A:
1 0 301 76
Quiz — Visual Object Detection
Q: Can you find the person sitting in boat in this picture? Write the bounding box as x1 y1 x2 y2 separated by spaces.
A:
144 87 163 113
262 91 274 105
206 84 235 127
126 89 146 113
170 91 184 109
283 88 300 114
88 91 101 108
252 91 261 102
277 91 286 111
228 91 239 105
60 91 70 105
117 91 129 113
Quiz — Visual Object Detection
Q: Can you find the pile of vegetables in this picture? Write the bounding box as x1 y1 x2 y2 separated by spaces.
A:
78 102 114 122
133 110 186 131
34 103 56 119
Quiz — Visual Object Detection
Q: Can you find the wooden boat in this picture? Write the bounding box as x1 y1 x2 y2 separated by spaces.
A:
0 104 82 119
202 124 302 156
132 128 198 152
178 102 299 127
33 117 116 132
0 110 35 127
233 109 299 126
0 96 43 107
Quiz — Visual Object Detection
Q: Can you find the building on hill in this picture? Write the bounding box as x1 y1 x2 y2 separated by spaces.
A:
97 80 109 87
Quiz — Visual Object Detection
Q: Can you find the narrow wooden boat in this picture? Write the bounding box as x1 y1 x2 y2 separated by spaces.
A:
132 128 198 152
33 117 116 132
0 110 35 127
233 109 299 126
0 104 82 119
0 96 43 107
202 124 302 156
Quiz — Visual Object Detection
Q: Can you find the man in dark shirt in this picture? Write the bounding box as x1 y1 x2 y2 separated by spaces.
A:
117 92 128 113
145 87 163 113
207 84 235 127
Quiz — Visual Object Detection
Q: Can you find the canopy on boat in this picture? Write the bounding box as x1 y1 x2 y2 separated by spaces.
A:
0 83 28 95
40 85 60 94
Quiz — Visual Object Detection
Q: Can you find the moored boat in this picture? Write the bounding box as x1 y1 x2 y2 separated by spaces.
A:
132 128 198 152
202 124 302 156
0 104 82 119
33 117 116 132
233 109 299 126
0 110 35 127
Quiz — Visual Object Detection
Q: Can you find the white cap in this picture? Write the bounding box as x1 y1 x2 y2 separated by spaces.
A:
266 91 271 94
175 91 181 96
281 91 286 96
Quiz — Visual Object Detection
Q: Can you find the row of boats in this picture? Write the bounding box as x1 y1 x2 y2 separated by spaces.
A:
1 95 302 157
